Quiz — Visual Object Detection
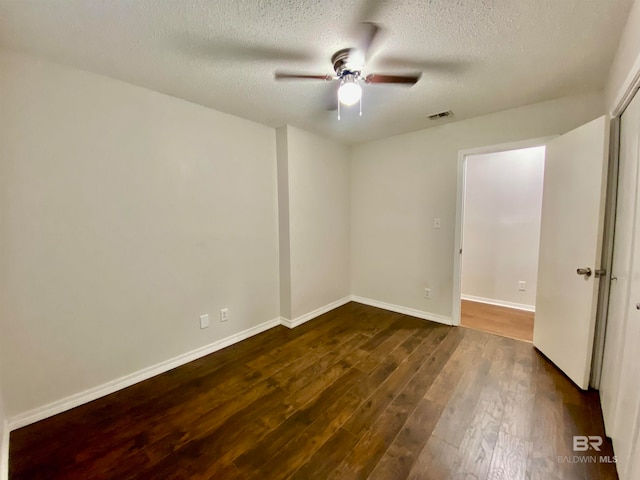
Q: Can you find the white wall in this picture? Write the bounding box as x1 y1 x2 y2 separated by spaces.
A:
462 147 545 308
606 0 640 111
0 52 280 418
277 126 351 321
351 92 604 322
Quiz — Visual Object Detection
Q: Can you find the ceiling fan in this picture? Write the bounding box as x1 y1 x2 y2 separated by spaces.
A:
274 23 421 119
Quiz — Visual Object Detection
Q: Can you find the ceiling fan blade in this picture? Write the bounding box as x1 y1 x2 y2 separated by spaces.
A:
275 73 334 81
365 73 421 85
359 22 382 59
350 22 383 68
376 56 471 74
358 0 387 23
177 36 315 63
322 83 339 111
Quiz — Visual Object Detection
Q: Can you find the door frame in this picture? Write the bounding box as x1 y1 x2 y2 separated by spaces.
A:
452 136 556 326
590 116 621 388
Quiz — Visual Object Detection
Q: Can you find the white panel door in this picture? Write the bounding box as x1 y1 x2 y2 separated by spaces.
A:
601 90 640 435
533 116 609 390
611 132 640 477
627 420 640 480
614 244 640 478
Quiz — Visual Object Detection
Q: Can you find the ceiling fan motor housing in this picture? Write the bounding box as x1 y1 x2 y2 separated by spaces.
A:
331 48 360 78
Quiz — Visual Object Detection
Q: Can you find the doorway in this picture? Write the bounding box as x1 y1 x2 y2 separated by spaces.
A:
457 145 545 342
453 118 608 391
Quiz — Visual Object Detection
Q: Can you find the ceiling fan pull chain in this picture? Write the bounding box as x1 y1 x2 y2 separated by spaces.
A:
338 100 341 121
359 95 362 116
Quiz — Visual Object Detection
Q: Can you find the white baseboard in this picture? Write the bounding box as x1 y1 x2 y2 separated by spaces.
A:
3 292 453 448
1 293 454 474
351 295 453 326
1 420 8 480
280 296 352 329
7 316 282 431
461 294 535 312
6 295 354 434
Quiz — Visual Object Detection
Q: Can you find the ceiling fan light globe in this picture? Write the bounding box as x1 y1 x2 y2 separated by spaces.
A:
338 82 362 106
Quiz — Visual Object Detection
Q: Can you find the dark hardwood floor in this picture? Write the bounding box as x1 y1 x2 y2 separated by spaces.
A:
461 299 535 342
9 302 616 479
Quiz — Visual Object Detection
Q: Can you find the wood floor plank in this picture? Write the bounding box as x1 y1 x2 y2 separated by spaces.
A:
423 326 488 406
460 299 534 342
358 316 409 352
350 328 414 374
587 393 619 480
488 430 531 480
407 435 461 480
527 345 612 480
329 328 464 479
246 313 357 374
274 332 371 395
342 327 449 436
249 327 439 480
430 344 494 448
500 342 536 440
446 335 511 479
76 376 282 478
454 383 503 479
233 366 364 477
8 302 617 480
366 399 444 480
128 386 293 479
249 390 364 480
288 428 360 480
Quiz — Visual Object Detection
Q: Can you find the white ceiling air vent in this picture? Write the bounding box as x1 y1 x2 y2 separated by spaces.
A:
428 110 453 120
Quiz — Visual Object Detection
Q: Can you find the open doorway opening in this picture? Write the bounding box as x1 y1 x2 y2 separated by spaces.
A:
459 145 546 342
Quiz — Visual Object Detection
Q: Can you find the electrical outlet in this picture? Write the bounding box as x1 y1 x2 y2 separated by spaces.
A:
220 308 229 322
199 314 210 329
424 288 431 299
518 281 526 291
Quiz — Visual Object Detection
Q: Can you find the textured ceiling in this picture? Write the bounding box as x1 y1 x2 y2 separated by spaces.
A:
0 0 633 144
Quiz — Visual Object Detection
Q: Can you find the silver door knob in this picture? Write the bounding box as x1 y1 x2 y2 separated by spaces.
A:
577 267 592 277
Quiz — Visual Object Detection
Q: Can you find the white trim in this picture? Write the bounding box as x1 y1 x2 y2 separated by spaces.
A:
453 136 555 326
452 149 467 327
7 317 281 431
5 296 352 433
1 420 8 480
610 53 640 117
1 293 451 464
457 136 557 158
351 295 453 326
280 296 352 329
460 294 535 312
